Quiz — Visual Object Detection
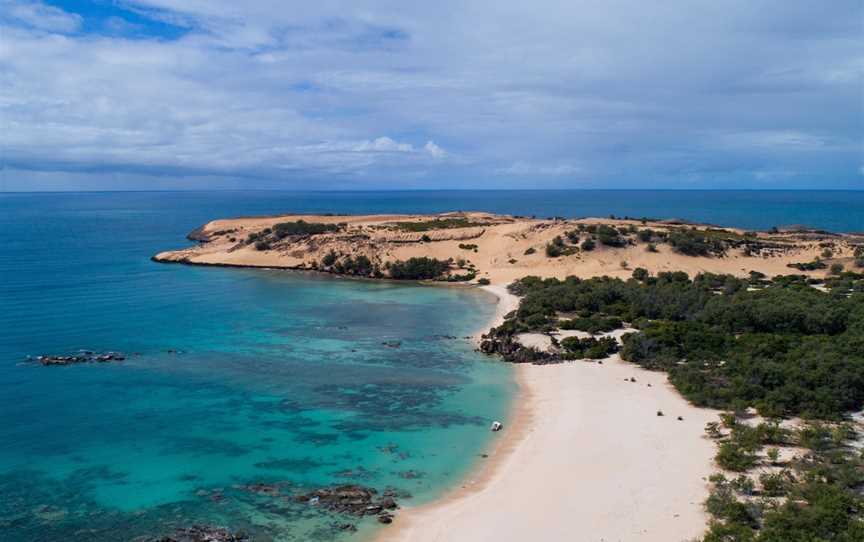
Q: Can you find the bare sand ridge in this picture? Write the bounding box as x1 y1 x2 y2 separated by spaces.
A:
154 213 861 541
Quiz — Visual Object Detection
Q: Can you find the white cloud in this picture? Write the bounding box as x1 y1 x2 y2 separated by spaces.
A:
0 0 860 188
2 0 82 33
354 137 414 153
424 141 446 158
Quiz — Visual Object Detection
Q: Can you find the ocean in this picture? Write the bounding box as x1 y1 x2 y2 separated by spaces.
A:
0 189 861 541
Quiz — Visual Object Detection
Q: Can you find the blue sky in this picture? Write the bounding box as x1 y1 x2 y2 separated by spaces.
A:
1 0 862 190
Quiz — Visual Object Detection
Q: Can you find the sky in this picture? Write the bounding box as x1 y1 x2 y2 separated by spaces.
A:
1 0 862 191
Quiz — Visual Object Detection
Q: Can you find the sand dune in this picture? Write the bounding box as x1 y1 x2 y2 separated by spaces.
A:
154 212 859 284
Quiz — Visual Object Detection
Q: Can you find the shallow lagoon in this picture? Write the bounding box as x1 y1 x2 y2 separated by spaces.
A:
0 194 513 540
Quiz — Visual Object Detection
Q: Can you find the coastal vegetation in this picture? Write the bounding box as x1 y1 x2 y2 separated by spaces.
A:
700 416 863 541
387 257 450 280
787 259 827 271
394 217 488 232
484 271 864 419
560 336 619 360
248 220 341 250
480 269 864 541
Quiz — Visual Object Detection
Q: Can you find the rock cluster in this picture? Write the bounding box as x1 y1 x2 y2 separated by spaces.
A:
28 351 125 366
152 525 249 542
294 484 400 524
478 334 558 364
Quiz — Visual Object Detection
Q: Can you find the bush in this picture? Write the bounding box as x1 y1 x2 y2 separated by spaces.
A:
523 247 536 255
716 440 759 472
646 243 658 253
546 236 574 257
596 225 626 247
580 238 596 251
459 243 478 251
560 336 619 359
632 267 649 282
667 229 725 256
321 250 338 267
395 217 486 232
271 220 340 239
339 255 374 276
559 316 623 334
478 278 491 285
829 263 844 275
388 257 450 280
254 240 271 251
420 234 432 242
787 259 827 271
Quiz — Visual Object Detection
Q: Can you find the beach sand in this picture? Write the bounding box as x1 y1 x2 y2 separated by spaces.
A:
381 291 719 542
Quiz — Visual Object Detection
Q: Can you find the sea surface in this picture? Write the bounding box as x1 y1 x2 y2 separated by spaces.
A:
0 189 860 541
0 193 513 541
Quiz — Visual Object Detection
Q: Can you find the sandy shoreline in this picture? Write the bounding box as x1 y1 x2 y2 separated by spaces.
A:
380 287 719 542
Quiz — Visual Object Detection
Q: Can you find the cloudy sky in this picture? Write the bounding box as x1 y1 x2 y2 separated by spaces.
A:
1 0 862 190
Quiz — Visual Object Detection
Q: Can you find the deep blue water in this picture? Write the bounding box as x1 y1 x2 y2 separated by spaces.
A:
0 189 860 540
7 189 860 232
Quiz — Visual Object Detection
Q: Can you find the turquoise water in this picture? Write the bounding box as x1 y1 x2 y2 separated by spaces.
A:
0 194 513 540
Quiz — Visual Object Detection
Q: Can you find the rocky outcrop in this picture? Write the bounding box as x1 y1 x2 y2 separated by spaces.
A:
293 484 401 524
151 525 249 542
28 351 125 366
479 333 559 365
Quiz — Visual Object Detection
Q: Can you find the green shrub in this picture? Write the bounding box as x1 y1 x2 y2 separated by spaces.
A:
395 217 487 232
560 336 619 359
321 250 338 267
716 441 759 472
580 238 596 251
272 220 340 239
478 278 491 285
388 257 450 280
559 316 623 334
667 229 725 256
596 225 627 247
787 259 827 271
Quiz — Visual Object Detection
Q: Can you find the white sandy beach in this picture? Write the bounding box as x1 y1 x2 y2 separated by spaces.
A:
382 289 719 542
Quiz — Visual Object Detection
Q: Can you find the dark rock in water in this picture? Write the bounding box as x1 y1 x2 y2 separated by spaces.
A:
336 523 357 532
240 482 281 496
152 525 249 542
381 340 401 348
293 484 402 517
29 351 125 366
377 513 393 524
